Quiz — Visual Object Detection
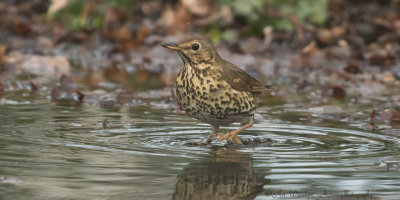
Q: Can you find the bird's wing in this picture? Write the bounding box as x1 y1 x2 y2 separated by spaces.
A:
221 60 270 93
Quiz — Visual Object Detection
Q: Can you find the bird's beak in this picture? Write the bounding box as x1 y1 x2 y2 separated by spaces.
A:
161 43 182 51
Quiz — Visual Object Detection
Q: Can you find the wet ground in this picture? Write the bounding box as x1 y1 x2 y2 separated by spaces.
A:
1 93 400 200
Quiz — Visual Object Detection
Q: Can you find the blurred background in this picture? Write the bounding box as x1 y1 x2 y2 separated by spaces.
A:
0 0 400 122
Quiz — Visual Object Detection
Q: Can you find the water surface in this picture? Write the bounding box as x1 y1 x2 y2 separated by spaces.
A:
1 100 400 200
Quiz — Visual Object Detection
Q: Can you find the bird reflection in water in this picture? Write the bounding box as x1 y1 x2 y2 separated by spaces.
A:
173 147 270 200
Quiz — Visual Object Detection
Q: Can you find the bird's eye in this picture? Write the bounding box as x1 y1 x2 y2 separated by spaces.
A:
192 43 200 51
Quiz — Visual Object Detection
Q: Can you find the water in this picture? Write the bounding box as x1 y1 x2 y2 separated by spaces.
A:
1 100 400 200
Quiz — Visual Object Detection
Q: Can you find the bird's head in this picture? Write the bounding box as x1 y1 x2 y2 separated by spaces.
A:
162 36 219 67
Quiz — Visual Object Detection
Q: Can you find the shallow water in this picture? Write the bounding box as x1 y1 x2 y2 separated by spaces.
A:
1 99 400 200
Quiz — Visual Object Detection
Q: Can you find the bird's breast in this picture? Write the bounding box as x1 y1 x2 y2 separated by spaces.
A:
176 64 256 125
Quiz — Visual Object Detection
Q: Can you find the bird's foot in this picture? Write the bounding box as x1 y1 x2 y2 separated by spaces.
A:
216 130 242 144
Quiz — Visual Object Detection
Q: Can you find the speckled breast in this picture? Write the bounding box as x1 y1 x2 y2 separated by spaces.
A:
176 64 257 126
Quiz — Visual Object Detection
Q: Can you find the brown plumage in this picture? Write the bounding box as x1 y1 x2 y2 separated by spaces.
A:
162 36 269 144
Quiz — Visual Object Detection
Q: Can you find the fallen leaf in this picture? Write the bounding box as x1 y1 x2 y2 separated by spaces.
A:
0 45 6 69
115 25 132 42
331 86 346 100
344 60 361 74
317 29 332 45
301 41 318 57
369 54 395 68
12 17 30 35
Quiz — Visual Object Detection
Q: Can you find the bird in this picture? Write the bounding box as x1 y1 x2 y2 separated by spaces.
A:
162 36 269 144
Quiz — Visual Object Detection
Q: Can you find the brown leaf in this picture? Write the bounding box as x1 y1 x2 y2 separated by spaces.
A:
300 41 318 57
0 45 6 69
344 60 361 74
369 54 395 68
115 25 132 42
12 17 30 35
331 86 346 100
317 29 332 45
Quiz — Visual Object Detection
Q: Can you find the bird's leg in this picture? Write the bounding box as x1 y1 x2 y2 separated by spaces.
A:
206 126 219 144
216 122 253 144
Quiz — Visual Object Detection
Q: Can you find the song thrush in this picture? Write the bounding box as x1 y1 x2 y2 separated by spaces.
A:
162 36 269 144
